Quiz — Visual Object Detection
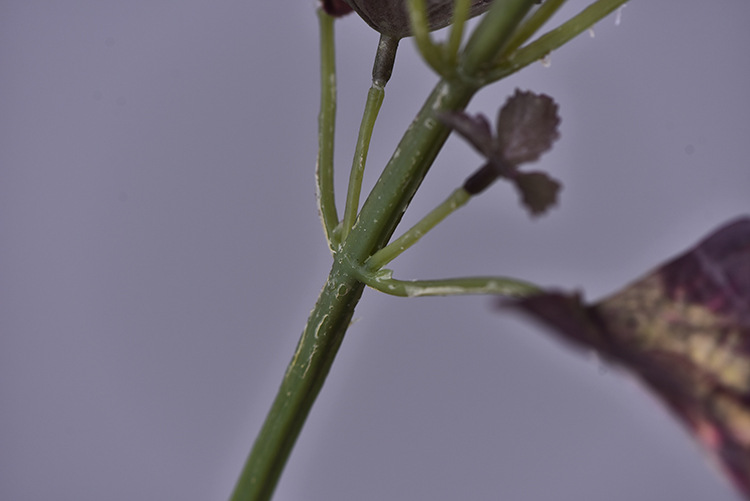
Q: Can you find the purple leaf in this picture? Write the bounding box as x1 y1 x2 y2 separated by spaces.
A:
441 90 562 215
512 171 562 216
496 89 561 165
506 217 750 498
439 111 494 157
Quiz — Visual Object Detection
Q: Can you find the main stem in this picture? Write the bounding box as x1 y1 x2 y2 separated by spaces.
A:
230 256 365 501
231 77 477 501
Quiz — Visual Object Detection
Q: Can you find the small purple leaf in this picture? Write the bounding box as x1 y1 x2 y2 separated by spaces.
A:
441 90 563 216
439 111 494 157
496 89 561 165
512 171 562 216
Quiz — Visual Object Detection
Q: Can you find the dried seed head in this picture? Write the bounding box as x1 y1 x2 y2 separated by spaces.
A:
342 0 493 38
321 0 354 17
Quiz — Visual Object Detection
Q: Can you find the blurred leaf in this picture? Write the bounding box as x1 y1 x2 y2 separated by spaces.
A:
512 171 561 216
439 111 494 157
439 89 562 215
506 217 750 498
496 89 561 165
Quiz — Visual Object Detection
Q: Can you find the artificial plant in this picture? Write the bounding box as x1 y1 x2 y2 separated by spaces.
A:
229 1 750 500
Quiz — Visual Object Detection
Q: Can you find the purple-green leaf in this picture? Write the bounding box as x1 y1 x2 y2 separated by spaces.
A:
512 171 561 216
507 217 750 498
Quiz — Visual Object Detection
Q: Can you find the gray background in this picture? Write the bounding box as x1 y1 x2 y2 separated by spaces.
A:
2 1 750 500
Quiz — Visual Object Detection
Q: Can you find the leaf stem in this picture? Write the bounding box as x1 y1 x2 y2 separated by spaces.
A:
341 77 478 262
339 34 400 243
485 0 629 82
407 0 446 74
315 9 340 250
366 187 471 270
460 0 538 77
445 0 472 66
340 83 385 242
499 0 568 57
232 60 481 501
357 269 541 297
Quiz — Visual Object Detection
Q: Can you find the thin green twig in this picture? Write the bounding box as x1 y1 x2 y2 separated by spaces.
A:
408 0 447 74
485 0 629 83
357 268 541 297
445 0 472 66
499 0 568 57
340 83 385 242
366 187 471 271
315 9 340 250
460 0 538 77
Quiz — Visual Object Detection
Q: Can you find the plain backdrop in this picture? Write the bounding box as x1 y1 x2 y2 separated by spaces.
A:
2 1 750 500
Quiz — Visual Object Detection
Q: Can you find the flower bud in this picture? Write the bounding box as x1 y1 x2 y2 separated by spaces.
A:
321 0 354 17
343 0 493 38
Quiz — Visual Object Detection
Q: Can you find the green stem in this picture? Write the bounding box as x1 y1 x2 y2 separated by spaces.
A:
499 0 568 57
232 76 480 501
460 0 538 77
341 84 385 242
485 0 629 82
366 187 471 271
445 0 472 66
407 0 447 74
229 258 365 501
342 77 478 261
315 10 340 250
357 269 541 297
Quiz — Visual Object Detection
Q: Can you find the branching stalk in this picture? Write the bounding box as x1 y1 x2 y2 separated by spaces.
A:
485 0 629 83
366 187 471 270
445 0 473 66
233 2 631 499
232 74 480 501
408 0 446 74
